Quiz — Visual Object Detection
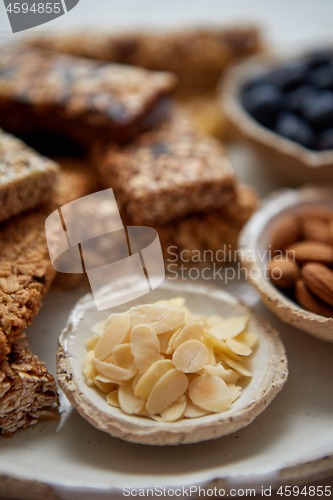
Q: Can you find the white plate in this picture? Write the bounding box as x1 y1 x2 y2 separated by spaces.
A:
1 277 333 499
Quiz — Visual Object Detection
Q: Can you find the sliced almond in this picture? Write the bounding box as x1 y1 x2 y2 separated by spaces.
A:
219 353 252 377
112 343 135 369
173 321 204 350
203 337 216 366
172 339 209 373
204 363 240 385
94 379 115 393
118 382 145 415
130 324 162 374
159 329 178 354
205 315 224 328
165 328 182 355
95 374 125 386
91 358 133 381
183 399 210 418
226 338 252 356
237 332 258 348
106 390 120 408
94 313 131 361
130 304 185 334
228 384 242 403
145 368 188 415
92 320 106 335
188 374 232 413
205 332 241 361
86 335 101 350
209 316 249 340
134 359 174 399
160 395 187 422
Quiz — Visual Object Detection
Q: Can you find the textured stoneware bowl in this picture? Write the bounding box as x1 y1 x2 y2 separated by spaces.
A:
239 186 333 342
221 52 333 183
57 277 288 445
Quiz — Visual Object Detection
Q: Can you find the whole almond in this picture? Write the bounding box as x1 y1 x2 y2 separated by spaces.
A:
267 257 299 288
298 207 333 223
302 217 330 244
302 263 333 307
270 215 301 254
295 279 333 318
286 241 333 265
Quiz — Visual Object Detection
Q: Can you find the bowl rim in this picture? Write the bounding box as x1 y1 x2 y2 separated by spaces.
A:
238 185 333 342
57 278 288 446
220 50 333 169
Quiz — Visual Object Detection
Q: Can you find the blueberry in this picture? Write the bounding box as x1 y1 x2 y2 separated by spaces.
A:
287 84 315 113
264 61 309 90
308 62 333 89
275 112 315 149
305 50 333 69
241 82 286 128
300 90 333 130
316 128 333 150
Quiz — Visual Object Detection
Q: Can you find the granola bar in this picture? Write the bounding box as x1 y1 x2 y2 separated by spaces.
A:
0 337 58 436
27 25 262 85
155 184 259 261
96 107 236 225
0 128 59 224
0 47 176 145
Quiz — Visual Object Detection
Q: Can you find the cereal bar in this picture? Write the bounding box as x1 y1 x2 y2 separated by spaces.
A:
27 25 262 85
96 107 236 225
0 337 58 436
0 47 176 145
0 128 59 224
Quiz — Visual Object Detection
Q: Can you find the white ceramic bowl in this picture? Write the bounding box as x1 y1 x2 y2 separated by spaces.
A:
221 51 333 183
238 186 333 342
57 277 287 445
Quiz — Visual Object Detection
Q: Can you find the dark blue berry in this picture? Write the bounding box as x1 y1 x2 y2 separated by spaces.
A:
300 90 333 130
241 82 286 128
287 84 315 113
316 128 333 150
264 61 309 90
308 63 333 90
275 112 315 149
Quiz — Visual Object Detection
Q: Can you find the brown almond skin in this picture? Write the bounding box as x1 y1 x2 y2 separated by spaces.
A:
270 215 301 254
267 258 299 289
286 241 333 265
302 217 330 244
302 263 333 307
295 279 333 318
298 208 333 223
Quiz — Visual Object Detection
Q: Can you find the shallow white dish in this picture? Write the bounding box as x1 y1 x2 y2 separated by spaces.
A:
57 278 287 446
239 186 333 342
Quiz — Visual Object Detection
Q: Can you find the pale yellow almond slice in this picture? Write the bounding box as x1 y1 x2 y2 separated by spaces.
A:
219 353 252 377
106 390 119 408
205 315 224 328
228 384 242 403
92 320 106 335
92 358 133 381
86 335 101 350
237 332 258 348
160 395 187 422
165 328 182 355
188 374 232 413
205 332 241 361
204 363 240 385
94 313 131 361
130 304 185 334
173 321 204 350
226 338 252 356
146 368 188 415
159 329 177 354
95 374 125 386
203 337 216 366
130 324 162 374
82 350 94 369
112 343 135 369
118 382 145 415
134 359 174 399
83 354 98 387
209 315 249 340
94 379 115 394
183 399 210 418
132 373 141 391
155 297 185 307
172 340 209 373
